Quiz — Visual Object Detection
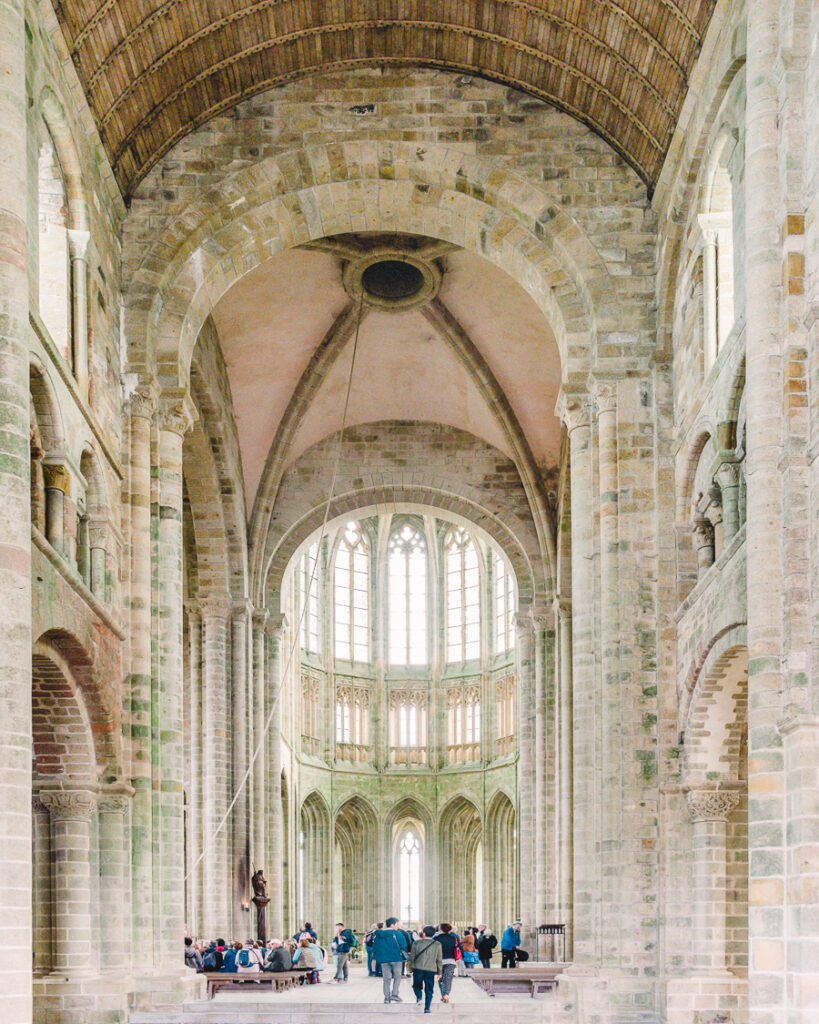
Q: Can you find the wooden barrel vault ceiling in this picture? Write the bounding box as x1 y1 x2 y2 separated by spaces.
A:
51 0 717 199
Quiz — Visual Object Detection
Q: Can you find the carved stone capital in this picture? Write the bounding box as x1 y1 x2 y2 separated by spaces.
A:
232 598 254 620
98 785 133 814
265 612 287 638
686 788 740 823
714 459 741 489
43 462 71 494
127 377 159 421
200 592 232 620
39 788 98 821
158 389 197 436
691 516 714 547
67 228 91 263
591 379 617 416
556 391 590 434
252 607 270 629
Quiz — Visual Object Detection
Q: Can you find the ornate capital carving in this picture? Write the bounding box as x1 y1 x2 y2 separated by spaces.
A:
98 785 133 814
556 391 590 434
591 379 617 416
252 607 269 629
686 788 740 823
158 389 197 436
39 788 98 821
42 462 71 494
691 516 714 547
126 377 159 422
714 459 741 489
513 611 535 641
67 228 91 262
200 592 232 620
265 612 287 638
232 598 253 620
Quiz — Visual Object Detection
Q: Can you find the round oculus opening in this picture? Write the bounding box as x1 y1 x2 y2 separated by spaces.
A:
361 259 425 301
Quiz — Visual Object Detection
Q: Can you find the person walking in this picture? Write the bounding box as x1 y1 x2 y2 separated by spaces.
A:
476 925 497 968
409 925 442 1014
433 923 461 1003
501 920 522 968
331 922 358 982
372 917 410 1003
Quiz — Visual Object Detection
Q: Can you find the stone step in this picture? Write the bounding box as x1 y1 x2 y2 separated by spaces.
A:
130 998 550 1024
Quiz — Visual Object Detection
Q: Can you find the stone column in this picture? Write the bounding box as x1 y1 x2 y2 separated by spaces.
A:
698 218 719 371
43 463 69 554
32 796 51 975
126 380 157 969
715 459 741 543
555 599 573 956
155 393 195 961
250 610 267 872
514 611 536 947
0 5 32 1015
593 381 621 964
745 4 787 1022
560 393 599 964
692 516 715 574
534 612 556 931
39 788 98 975
685 788 740 973
231 600 250 938
88 521 107 601
67 229 90 399
201 593 232 937
185 602 203 938
265 613 285 937
98 788 133 970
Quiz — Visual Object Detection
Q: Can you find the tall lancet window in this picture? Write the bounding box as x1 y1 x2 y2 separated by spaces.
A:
334 522 369 662
397 827 422 924
495 554 515 654
299 541 320 653
388 521 427 666
446 527 480 663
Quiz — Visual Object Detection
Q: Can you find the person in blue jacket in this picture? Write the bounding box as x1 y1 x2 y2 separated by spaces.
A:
501 920 522 968
371 917 410 1003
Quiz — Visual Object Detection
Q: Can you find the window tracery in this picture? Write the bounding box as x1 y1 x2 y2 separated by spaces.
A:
334 522 369 662
445 527 480 663
447 683 481 763
495 673 516 756
495 554 515 654
299 542 320 654
388 521 427 666
335 682 369 762
389 689 427 765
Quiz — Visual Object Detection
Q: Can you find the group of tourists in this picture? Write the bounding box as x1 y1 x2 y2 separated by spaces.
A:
365 918 525 1013
184 922 357 985
185 917 526 1012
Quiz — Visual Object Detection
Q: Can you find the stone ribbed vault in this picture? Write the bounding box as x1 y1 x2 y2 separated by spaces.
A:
53 0 716 196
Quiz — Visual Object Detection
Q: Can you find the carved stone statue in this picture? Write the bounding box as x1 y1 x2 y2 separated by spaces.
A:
251 868 270 943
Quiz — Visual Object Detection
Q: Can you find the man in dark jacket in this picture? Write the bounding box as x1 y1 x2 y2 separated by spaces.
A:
409 926 442 1014
372 917 410 1003
263 939 292 972
476 925 497 968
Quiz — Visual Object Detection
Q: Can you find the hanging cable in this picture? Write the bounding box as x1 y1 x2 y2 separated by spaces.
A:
185 295 365 884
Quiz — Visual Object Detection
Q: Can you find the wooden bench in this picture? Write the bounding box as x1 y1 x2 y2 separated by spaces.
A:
204 970 308 998
468 964 568 998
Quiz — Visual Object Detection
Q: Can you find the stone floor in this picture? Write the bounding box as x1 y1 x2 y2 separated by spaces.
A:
130 963 558 1023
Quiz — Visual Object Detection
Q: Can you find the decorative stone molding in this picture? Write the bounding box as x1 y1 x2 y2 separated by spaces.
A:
252 606 269 629
98 792 131 814
39 788 98 821
67 228 91 262
686 789 740 823
232 598 253 619
513 611 535 640
158 389 197 436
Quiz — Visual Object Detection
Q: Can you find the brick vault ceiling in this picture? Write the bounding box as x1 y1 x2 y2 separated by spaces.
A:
52 0 716 198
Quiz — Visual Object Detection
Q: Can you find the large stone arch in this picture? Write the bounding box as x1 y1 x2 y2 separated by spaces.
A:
32 640 98 784
439 795 483 926
260 422 548 612
300 790 332 938
334 796 379 930
124 141 619 388
485 790 517 932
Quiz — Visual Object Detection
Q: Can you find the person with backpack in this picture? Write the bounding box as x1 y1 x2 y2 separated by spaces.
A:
365 922 382 976
372 917 410 1003
331 921 358 982
235 940 263 973
408 925 442 1014
202 942 223 972
222 941 241 972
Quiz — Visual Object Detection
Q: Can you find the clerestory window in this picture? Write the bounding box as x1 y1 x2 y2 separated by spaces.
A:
334 522 369 662
445 527 480 663
495 554 515 654
299 542 320 654
388 521 427 666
